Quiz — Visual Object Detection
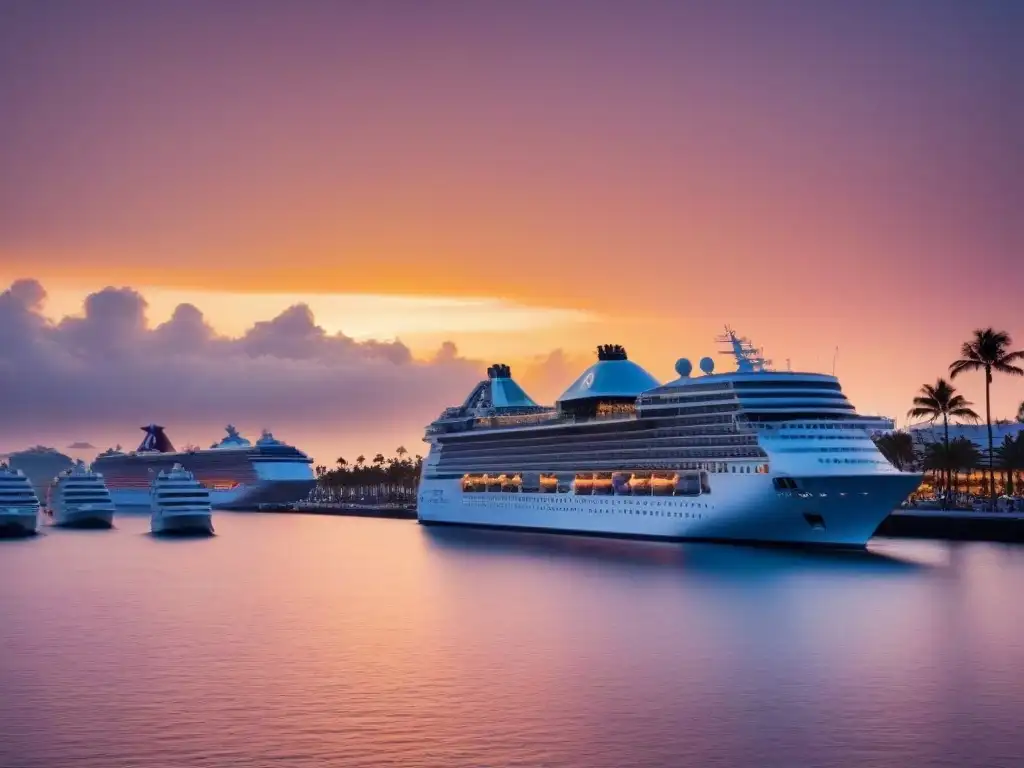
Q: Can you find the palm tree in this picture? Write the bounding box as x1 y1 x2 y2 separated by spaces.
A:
922 442 952 491
949 328 1024 506
907 378 978 506
996 434 1024 497
874 430 917 471
336 457 348 468
355 455 366 468
949 437 983 498
1016 401 1024 424
395 446 408 461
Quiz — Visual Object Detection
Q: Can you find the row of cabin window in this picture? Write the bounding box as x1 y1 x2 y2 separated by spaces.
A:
463 471 710 496
442 411 740 441
771 433 874 440
818 458 890 465
439 450 767 473
439 437 761 461
468 500 709 519
462 483 710 497
780 423 867 430
439 422 746 451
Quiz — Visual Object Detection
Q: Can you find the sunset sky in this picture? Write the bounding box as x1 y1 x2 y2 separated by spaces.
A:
1 0 1022 464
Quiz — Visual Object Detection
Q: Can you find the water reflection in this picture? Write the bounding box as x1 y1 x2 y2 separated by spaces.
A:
422 524 930 576
1 514 1022 768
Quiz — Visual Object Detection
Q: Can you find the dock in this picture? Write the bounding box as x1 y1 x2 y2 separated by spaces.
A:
877 508 1024 543
255 502 417 519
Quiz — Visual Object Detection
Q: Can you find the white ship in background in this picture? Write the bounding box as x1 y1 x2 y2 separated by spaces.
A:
45 460 116 529
92 425 315 510
418 328 919 548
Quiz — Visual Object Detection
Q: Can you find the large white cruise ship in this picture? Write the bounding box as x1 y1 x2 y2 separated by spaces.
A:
417 328 921 548
92 425 315 510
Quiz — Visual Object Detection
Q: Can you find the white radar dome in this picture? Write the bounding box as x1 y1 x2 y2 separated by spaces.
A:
699 356 715 374
675 358 692 378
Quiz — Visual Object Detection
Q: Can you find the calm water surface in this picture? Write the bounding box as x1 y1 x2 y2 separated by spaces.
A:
2 513 1024 767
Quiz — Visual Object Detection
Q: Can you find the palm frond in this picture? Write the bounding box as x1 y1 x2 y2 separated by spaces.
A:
907 407 938 420
960 341 985 360
993 362 1024 376
949 359 983 378
987 329 1011 346
949 407 980 421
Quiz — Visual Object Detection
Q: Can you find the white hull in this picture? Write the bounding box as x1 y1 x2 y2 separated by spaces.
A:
418 472 922 548
48 503 115 528
0 506 39 536
151 511 214 536
111 479 314 511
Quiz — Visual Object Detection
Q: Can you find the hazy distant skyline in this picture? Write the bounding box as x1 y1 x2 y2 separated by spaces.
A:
2 1 1022 462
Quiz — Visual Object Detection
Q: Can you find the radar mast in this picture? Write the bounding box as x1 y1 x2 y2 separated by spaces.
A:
717 326 771 372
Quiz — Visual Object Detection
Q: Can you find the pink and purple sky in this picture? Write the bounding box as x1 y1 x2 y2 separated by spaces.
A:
1 0 1022 464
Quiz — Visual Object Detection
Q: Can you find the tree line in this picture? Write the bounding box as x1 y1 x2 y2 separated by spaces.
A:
874 327 1024 507
312 447 422 502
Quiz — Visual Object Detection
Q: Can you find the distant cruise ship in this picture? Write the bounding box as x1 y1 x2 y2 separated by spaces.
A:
92 425 315 510
418 328 920 548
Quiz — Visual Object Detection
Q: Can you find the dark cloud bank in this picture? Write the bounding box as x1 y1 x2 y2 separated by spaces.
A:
0 279 485 445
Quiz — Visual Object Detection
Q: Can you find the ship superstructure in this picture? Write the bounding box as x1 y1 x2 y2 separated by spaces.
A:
417 329 918 547
92 425 315 510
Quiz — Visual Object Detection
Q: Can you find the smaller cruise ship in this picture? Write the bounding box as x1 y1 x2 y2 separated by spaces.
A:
94 425 315 510
0 463 41 537
45 460 116 528
150 463 215 536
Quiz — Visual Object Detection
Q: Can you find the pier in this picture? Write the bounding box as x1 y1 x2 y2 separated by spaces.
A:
256 501 417 519
877 508 1024 543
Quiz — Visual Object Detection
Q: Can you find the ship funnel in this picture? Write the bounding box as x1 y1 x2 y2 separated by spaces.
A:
138 425 176 453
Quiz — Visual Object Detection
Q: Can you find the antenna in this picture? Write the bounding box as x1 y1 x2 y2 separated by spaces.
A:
832 346 839 376
716 325 772 372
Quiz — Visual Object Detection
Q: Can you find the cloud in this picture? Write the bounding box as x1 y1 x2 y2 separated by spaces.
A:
517 348 593 403
67 442 97 450
0 280 481 449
